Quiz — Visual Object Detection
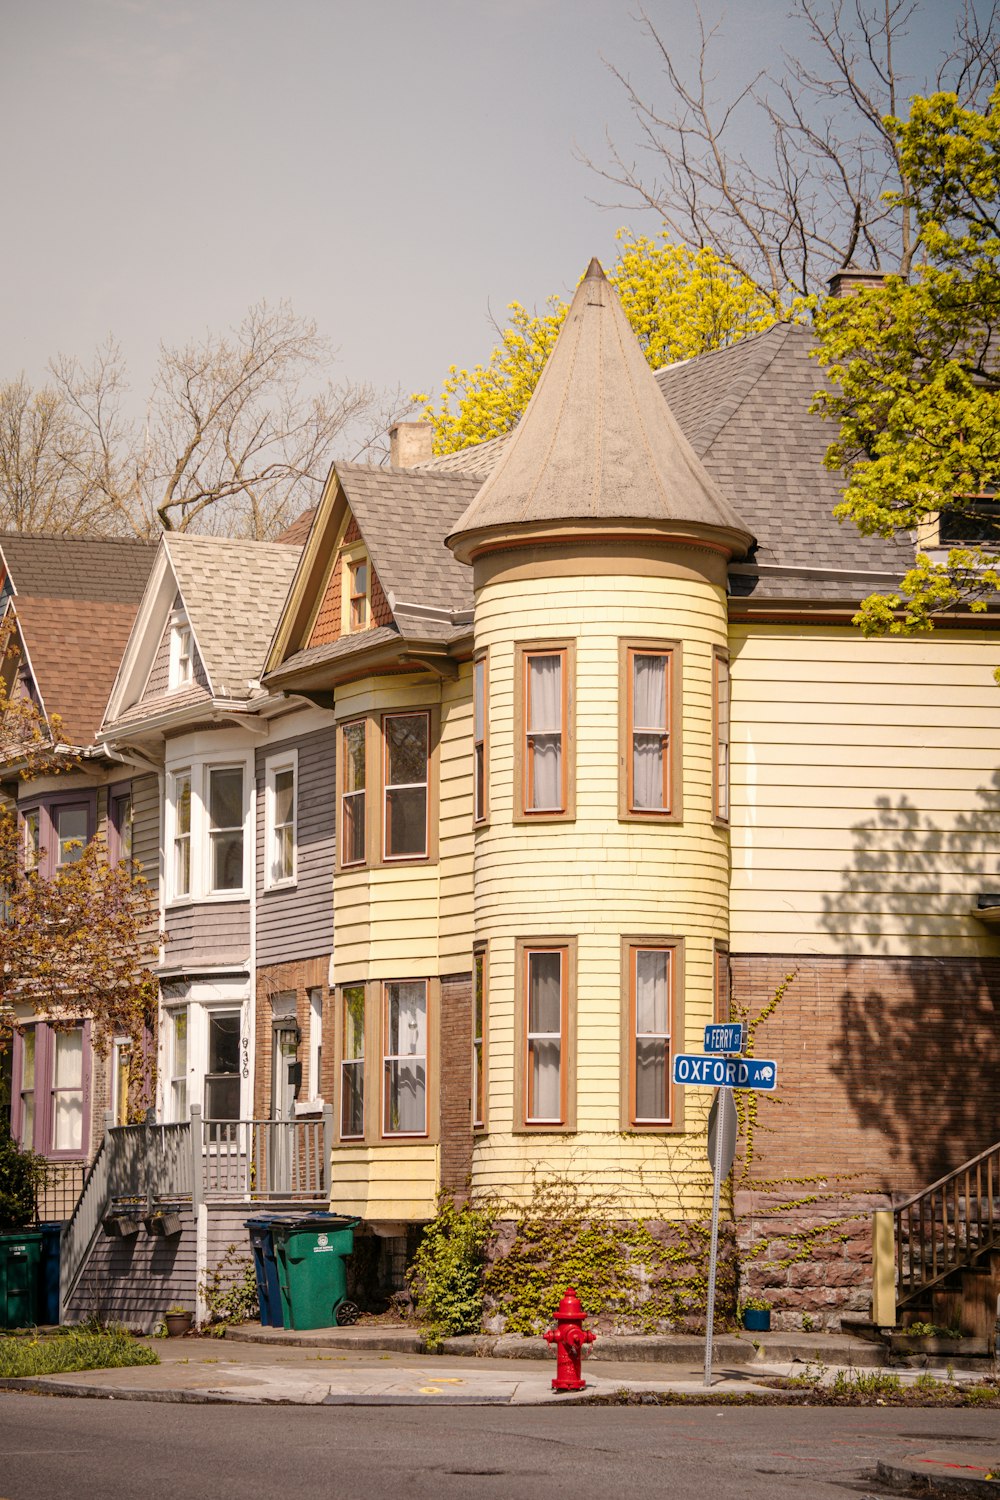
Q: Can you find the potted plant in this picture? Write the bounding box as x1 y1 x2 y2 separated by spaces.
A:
164 1305 194 1337
101 1202 144 1239
741 1296 772 1332
144 1208 182 1238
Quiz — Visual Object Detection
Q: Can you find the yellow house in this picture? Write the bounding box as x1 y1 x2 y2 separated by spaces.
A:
263 261 1000 1328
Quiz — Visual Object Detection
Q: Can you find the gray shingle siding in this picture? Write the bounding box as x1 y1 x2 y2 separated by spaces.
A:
162 902 250 970
131 772 161 947
255 726 335 966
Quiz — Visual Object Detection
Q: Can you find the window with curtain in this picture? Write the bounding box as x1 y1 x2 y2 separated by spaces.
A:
628 649 671 813
13 1022 89 1156
110 790 133 868
525 948 565 1124
51 1027 84 1151
630 946 673 1126
714 650 731 822
208 767 244 892
23 809 39 872
473 949 486 1129
341 985 365 1139
169 1009 188 1122
383 713 429 859
18 1028 35 1149
341 720 366 866
524 651 565 813
383 980 427 1135
473 656 488 823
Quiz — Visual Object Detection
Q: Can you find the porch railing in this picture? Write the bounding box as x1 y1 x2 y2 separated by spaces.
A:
893 1139 1000 1306
200 1110 334 1201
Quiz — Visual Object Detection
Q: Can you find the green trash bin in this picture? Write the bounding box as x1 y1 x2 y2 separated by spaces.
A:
0 1230 43 1331
271 1214 360 1331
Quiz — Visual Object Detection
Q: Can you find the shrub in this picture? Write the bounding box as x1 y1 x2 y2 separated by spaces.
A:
199 1244 259 1328
0 1121 46 1232
407 1198 493 1344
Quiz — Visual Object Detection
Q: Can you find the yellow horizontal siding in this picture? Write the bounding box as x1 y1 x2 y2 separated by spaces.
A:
729 625 1000 958
331 1144 439 1221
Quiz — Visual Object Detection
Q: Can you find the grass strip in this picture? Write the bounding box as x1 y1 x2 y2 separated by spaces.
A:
0 1328 159 1378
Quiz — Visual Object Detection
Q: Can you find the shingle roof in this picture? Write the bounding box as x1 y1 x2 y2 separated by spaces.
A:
274 509 317 546
446 260 753 559
267 625 402 685
424 320 916 594
654 323 915 580
0 533 156 603
13 596 141 746
335 464 480 614
164 534 301 696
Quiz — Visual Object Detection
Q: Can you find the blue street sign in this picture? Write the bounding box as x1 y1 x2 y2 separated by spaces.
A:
672 1053 778 1091
704 1022 746 1054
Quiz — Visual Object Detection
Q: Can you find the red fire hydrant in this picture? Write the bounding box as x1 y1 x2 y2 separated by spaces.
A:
544 1286 596 1392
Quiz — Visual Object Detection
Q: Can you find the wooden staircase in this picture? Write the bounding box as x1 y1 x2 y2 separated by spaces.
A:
893 1141 1000 1341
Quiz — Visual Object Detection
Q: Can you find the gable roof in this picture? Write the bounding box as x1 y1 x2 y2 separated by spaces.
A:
0 533 156 603
163 533 301 697
0 533 157 747
446 259 753 561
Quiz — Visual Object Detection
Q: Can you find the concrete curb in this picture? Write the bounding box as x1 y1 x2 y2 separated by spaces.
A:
875 1457 1000 1496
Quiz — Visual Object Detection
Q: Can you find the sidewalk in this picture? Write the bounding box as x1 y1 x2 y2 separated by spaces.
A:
2 1324 991 1408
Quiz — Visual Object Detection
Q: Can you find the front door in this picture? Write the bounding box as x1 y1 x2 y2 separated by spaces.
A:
270 1024 300 1192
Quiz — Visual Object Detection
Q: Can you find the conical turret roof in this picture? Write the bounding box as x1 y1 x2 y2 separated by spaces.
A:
446 259 753 561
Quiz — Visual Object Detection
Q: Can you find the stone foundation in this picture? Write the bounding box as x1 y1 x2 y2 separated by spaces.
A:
735 1187 890 1330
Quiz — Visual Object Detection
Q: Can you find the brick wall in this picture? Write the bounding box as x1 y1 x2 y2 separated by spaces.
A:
254 958 331 1117
439 971 473 1196
731 953 1000 1197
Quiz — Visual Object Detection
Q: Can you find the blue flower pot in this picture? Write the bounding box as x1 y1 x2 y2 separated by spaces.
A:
743 1308 771 1332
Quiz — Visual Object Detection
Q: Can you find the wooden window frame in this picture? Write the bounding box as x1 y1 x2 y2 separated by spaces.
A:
381 709 433 865
513 640 576 823
381 977 430 1140
472 944 487 1131
337 717 369 872
513 937 577 1133
340 543 371 635
338 983 366 1141
473 651 489 827
619 935 685 1133
618 639 682 823
19 790 97 882
713 647 731 826
108 781 133 869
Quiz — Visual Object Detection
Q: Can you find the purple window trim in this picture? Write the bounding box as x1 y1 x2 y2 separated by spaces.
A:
18 789 97 881
10 1020 93 1160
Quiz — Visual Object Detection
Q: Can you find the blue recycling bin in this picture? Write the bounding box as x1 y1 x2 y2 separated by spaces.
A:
245 1215 292 1328
38 1223 62 1325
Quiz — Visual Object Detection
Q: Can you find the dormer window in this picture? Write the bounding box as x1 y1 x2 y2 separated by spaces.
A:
342 546 371 634
169 612 194 689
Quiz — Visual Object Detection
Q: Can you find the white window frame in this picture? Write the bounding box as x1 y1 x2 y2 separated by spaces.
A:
160 989 251 1125
164 748 252 906
307 986 323 1105
264 749 298 890
168 610 194 690
164 1006 190 1124
168 769 192 902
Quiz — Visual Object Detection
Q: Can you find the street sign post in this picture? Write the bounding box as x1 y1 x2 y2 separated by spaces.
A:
672 1048 779 1388
704 1022 747 1054
672 1054 778 1090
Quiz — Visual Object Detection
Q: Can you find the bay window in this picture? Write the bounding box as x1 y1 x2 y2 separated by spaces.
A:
19 793 95 880
208 768 244 892
622 937 683 1131
472 948 486 1130
166 756 249 902
626 647 673 814
340 984 365 1139
172 771 192 898
167 1008 188 1122
515 939 576 1131
517 642 574 819
714 648 730 823
473 654 488 824
340 720 367 867
382 979 427 1136
383 712 429 860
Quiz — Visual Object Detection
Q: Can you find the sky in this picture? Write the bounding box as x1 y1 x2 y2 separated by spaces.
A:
0 0 984 445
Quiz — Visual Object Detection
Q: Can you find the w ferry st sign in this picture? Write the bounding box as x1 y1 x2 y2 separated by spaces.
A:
672 1053 778 1091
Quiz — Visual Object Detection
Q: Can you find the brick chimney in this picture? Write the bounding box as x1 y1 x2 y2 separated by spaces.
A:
389 421 434 468
827 266 885 298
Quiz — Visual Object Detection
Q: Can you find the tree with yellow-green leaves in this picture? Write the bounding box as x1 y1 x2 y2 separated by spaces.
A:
813 85 1000 643
414 231 784 453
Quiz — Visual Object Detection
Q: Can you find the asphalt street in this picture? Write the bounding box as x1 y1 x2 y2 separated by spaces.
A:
2 1393 1000 1500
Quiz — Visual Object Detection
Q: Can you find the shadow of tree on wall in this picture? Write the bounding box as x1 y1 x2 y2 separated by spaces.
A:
819 773 1000 1191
